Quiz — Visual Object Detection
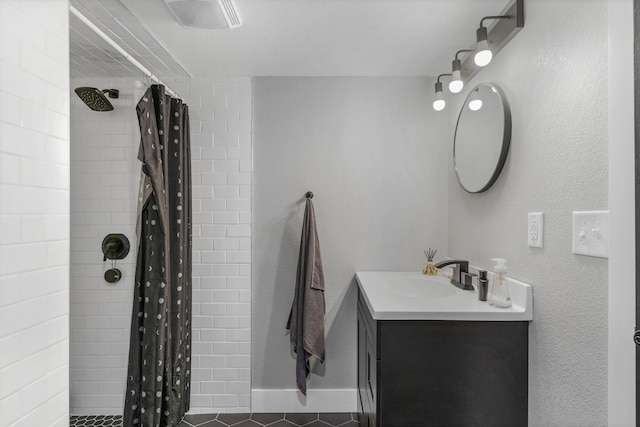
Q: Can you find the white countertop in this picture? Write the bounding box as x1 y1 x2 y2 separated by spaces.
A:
355 271 533 321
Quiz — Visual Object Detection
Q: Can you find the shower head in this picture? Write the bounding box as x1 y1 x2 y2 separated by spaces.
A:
74 87 119 111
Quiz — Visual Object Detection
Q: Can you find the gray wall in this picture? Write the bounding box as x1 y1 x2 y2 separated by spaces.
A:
252 77 448 390
447 1 608 425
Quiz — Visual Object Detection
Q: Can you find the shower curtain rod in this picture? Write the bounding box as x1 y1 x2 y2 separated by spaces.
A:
70 5 181 99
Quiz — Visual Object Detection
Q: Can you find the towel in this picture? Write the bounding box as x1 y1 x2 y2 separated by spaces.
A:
286 198 325 395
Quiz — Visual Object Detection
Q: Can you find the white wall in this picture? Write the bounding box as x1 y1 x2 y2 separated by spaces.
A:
69 76 252 414
169 75 253 414
0 1 71 426
252 77 448 409
446 1 609 425
69 77 140 414
608 0 635 424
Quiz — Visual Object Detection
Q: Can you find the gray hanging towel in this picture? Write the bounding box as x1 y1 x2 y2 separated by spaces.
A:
286 198 325 396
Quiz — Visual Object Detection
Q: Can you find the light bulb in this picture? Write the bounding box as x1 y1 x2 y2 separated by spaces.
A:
433 81 446 111
474 26 492 67
474 42 492 67
449 59 464 93
449 70 463 93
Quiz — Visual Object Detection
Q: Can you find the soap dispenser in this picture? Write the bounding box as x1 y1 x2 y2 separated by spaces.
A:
488 258 511 308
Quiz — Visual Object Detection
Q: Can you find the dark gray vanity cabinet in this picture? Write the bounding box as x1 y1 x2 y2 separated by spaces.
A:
357 289 529 427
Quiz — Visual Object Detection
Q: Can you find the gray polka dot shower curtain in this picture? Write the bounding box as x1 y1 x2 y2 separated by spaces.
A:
124 85 192 427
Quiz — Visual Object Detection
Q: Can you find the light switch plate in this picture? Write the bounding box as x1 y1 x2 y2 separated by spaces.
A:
572 211 609 258
528 212 544 248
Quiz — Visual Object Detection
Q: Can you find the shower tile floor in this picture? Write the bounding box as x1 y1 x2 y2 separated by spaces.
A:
70 413 359 427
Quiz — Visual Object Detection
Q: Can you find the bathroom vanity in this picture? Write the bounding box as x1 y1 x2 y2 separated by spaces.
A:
355 272 532 427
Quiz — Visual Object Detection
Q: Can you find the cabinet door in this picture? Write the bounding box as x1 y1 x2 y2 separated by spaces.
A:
357 312 369 427
378 320 528 426
358 297 379 427
365 335 377 427
365 331 377 416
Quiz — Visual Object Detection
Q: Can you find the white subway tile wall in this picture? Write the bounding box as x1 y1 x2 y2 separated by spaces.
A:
70 77 139 415
70 76 252 414
183 75 252 413
0 1 71 427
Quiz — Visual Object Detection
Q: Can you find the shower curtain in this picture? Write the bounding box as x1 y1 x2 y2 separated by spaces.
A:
124 85 192 427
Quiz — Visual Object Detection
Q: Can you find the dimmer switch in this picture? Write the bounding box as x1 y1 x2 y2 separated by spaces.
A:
572 211 609 258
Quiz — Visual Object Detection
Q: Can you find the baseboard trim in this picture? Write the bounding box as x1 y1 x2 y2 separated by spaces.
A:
251 388 358 413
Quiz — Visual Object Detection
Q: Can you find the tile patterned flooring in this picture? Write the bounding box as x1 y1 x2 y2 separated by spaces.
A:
70 413 359 427
70 415 122 426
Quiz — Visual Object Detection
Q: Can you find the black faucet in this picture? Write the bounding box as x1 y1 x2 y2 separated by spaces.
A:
433 259 475 291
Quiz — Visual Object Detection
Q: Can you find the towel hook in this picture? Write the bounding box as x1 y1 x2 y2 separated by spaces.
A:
305 191 314 199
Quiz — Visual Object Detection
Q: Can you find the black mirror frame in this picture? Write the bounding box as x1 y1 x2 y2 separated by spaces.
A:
453 82 512 194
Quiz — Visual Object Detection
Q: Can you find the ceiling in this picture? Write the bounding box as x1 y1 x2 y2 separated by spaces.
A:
69 0 512 78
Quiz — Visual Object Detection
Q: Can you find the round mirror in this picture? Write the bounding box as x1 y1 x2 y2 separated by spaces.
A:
453 83 511 193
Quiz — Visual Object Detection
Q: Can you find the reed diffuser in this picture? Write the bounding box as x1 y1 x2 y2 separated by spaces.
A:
422 248 438 275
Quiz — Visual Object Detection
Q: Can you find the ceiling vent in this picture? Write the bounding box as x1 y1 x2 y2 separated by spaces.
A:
164 0 242 29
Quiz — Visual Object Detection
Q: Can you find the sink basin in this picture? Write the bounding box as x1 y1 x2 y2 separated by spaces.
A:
355 271 532 321
384 276 457 299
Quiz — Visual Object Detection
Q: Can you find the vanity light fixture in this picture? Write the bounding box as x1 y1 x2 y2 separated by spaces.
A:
449 49 474 94
433 73 451 111
468 89 483 111
432 0 523 110
474 15 509 67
